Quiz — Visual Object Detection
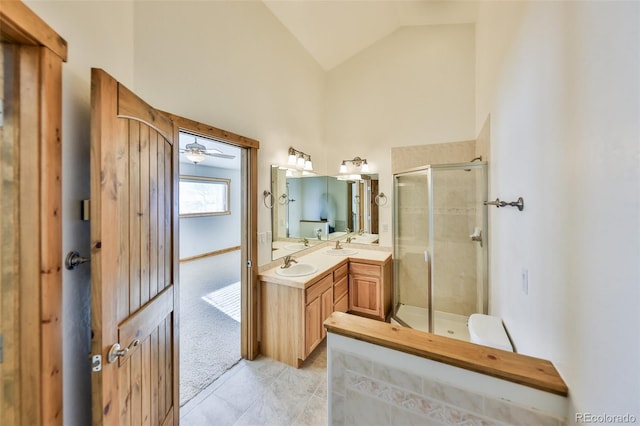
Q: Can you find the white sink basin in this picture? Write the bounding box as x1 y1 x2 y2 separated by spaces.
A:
324 248 358 256
275 263 318 277
284 243 309 251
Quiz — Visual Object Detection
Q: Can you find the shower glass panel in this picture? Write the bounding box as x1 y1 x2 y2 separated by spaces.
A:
393 171 431 331
392 162 488 341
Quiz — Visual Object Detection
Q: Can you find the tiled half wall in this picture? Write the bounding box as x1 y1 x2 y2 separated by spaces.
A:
327 333 567 425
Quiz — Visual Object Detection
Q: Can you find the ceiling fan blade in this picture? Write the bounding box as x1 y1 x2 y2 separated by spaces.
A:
205 152 236 159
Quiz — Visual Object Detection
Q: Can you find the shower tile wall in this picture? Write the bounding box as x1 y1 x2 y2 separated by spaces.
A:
392 140 485 317
391 140 475 174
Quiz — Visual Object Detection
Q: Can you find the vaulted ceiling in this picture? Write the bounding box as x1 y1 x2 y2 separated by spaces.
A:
262 0 478 70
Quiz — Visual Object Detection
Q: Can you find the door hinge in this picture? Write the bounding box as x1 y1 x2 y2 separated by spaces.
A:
91 354 102 372
0 334 3 364
81 199 90 221
246 260 252 268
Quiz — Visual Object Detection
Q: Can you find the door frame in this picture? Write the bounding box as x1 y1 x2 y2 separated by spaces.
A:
0 2 67 425
168 114 260 360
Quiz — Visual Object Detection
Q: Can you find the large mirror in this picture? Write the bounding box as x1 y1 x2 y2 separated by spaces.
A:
270 165 380 260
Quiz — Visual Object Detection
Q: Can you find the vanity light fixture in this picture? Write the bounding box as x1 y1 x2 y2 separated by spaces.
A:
287 147 313 171
339 156 369 174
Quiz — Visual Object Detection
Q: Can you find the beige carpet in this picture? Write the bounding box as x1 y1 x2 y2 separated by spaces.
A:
179 253 241 406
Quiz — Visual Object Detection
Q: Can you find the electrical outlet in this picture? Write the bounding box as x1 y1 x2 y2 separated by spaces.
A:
258 232 266 244
521 269 529 295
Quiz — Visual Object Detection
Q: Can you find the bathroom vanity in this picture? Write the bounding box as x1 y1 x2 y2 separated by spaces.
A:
258 247 392 367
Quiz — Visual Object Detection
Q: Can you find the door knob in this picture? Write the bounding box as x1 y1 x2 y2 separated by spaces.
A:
65 251 90 270
107 339 140 363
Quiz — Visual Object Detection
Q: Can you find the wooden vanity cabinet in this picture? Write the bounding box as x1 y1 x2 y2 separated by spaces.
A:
349 258 393 321
260 257 391 367
261 261 348 367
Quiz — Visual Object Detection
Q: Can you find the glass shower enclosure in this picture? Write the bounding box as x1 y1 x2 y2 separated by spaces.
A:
391 162 488 341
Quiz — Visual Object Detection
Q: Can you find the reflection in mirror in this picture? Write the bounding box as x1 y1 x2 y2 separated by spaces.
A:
271 165 380 260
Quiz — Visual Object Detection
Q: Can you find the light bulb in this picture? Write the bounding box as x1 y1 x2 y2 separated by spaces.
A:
304 159 313 171
361 161 369 173
339 162 347 173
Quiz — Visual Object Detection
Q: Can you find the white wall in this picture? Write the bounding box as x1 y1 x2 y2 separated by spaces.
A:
476 0 640 418
24 2 135 425
179 165 241 258
325 23 476 246
130 0 326 265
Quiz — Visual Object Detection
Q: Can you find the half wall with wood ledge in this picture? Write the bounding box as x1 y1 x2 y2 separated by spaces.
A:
324 312 568 425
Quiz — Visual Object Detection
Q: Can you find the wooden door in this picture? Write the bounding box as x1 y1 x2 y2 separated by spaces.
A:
90 68 178 425
370 179 379 234
1 3 67 425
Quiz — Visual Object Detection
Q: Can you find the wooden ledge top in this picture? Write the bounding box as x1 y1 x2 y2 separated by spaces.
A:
324 312 568 397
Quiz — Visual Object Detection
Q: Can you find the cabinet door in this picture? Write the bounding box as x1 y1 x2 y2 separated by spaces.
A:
334 293 349 313
321 286 333 338
349 275 381 318
305 297 322 356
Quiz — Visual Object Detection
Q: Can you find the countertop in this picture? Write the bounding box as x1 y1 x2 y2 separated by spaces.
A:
259 246 392 289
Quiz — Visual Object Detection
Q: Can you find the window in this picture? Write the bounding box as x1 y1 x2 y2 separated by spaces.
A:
179 175 230 217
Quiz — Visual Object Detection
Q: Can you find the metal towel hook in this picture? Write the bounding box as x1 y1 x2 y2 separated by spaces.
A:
484 197 525 211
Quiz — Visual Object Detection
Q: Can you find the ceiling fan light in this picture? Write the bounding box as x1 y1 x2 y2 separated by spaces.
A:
185 151 206 164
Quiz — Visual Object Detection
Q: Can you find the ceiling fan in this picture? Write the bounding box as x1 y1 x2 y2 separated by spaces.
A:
179 139 236 164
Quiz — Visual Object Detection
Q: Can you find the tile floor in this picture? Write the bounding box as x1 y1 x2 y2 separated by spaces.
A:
180 341 328 426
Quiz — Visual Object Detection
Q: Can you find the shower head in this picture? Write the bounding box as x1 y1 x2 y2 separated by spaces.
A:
464 156 483 171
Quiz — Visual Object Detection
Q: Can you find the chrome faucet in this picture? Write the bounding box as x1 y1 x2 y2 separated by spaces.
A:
346 236 354 243
335 240 343 250
301 238 309 247
281 255 298 268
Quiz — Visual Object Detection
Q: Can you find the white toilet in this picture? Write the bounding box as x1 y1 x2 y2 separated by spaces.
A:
468 313 513 352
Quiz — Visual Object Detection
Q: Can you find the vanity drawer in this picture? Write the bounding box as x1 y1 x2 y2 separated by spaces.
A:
306 273 333 302
349 262 381 277
334 275 348 299
333 263 348 281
